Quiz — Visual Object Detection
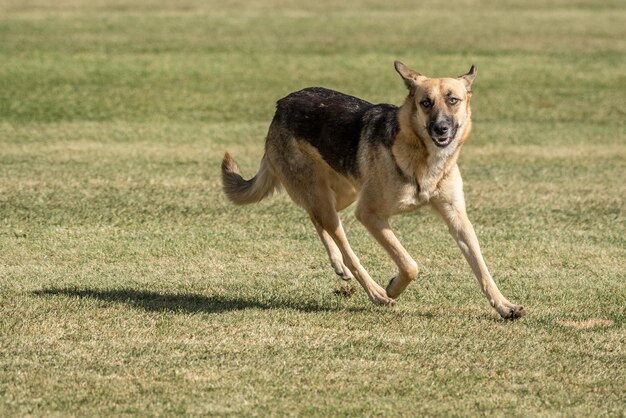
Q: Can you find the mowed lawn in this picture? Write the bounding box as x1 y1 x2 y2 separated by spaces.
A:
1 0 625 416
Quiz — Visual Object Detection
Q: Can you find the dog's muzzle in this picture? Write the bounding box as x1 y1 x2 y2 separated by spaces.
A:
428 119 456 148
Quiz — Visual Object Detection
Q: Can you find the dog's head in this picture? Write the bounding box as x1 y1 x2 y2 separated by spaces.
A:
395 61 476 149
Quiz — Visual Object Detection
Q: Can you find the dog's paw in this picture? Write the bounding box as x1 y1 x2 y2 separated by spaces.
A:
365 283 397 306
337 266 354 281
332 262 354 281
386 276 398 298
500 304 526 320
371 291 396 306
386 275 412 299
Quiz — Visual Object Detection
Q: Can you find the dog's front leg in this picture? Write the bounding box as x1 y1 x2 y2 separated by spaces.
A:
431 166 525 319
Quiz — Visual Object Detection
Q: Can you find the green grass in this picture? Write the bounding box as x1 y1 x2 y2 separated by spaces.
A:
1 0 625 416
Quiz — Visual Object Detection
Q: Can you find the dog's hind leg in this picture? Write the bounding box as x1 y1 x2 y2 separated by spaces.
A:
266 139 392 305
312 223 354 281
314 174 358 281
355 207 419 299
308 205 394 306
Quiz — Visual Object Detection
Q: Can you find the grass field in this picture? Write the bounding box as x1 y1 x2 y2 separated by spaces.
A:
1 0 625 416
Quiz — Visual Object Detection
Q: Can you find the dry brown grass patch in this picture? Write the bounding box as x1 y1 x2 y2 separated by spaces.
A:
556 319 614 329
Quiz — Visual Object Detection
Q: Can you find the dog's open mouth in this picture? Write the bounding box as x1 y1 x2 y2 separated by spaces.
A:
432 136 453 148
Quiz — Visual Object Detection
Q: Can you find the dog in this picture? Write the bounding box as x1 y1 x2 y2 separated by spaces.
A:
221 61 525 319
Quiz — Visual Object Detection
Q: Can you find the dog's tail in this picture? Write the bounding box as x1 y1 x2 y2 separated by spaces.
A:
221 152 279 205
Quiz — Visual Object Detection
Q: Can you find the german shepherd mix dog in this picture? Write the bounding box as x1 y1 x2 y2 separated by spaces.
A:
221 61 525 319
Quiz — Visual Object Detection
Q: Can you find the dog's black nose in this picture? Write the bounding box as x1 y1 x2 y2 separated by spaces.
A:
429 121 450 136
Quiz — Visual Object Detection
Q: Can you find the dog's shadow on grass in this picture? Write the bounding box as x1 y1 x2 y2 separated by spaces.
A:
33 288 360 314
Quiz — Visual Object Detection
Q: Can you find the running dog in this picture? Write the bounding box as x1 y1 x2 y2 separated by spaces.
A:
221 61 525 319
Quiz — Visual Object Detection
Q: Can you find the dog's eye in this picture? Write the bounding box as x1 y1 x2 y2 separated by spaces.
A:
420 100 432 109
448 98 460 105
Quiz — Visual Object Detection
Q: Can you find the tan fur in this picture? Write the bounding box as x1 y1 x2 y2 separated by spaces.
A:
221 152 279 205
221 62 526 319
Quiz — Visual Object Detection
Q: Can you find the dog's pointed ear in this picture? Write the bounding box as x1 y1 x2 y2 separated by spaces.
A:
458 65 477 92
394 60 423 95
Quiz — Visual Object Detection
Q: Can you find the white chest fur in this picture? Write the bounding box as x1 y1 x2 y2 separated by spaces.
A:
416 141 457 202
